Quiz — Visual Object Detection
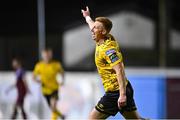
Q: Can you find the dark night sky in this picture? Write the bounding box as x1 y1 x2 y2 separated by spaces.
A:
0 0 179 70
0 0 160 35
0 0 179 35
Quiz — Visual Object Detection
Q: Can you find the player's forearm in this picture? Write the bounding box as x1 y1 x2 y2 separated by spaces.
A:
116 70 126 96
113 63 126 95
85 16 94 30
61 72 65 84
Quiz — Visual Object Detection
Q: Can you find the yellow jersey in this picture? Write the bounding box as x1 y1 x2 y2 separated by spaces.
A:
33 60 63 95
95 34 128 92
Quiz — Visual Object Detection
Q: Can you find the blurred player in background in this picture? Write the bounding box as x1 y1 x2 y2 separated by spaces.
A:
81 7 145 119
6 58 29 119
33 48 65 120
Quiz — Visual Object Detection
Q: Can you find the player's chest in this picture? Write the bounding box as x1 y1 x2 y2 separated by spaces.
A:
95 47 108 67
40 64 57 75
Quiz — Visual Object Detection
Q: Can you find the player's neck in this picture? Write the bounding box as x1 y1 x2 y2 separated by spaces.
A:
15 66 22 70
97 39 104 45
97 35 107 45
43 60 52 64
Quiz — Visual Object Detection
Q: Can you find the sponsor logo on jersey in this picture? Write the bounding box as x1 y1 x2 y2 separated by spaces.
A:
106 49 116 55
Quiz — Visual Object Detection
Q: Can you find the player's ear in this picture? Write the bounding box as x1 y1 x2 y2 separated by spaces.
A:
102 29 107 35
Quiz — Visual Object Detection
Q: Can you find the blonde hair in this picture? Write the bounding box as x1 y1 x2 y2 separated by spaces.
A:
95 17 113 33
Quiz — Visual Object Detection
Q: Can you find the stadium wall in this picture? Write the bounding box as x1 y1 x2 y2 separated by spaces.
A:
0 68 180 119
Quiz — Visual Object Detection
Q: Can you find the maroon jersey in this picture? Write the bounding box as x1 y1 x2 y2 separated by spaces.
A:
15 68 27 104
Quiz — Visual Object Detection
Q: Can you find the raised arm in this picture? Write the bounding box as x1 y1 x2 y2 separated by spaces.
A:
81 6 95 30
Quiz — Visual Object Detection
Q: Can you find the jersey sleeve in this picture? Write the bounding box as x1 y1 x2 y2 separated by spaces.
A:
33 63 40 76
17 69 25 80
103 47 123 67
57 62 64 73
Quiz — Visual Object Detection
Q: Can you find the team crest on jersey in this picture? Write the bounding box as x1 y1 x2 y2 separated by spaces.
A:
106 49 116 55
106 49 119 63
109 53 119 63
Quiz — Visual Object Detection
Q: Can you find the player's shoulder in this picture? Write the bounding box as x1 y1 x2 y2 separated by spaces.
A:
35 61 43 66
17 68 26 75
35 61 48 68
104 34 118 49
51 60 61 65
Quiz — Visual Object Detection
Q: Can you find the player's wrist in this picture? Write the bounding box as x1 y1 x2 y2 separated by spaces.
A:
120 94 126 97
85 16 91 22
120 91 126 96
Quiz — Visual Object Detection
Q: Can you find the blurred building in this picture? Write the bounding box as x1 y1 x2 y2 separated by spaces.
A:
0 0 179 70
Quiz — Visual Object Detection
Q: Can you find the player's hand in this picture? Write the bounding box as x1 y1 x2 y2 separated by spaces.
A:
118 95 127 109
81 6 90 17
60 82 65 86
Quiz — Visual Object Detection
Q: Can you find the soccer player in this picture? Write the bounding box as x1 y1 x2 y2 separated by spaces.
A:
33 48 65 120
6 58 29 119
81 7 145 119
